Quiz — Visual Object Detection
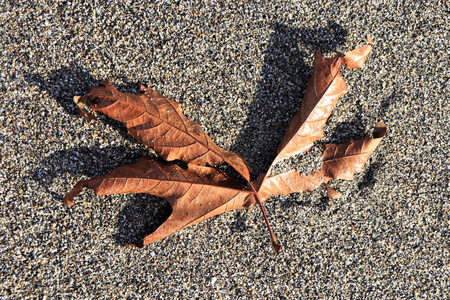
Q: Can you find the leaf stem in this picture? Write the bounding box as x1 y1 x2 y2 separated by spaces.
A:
248 182 282 253
231 159 281 253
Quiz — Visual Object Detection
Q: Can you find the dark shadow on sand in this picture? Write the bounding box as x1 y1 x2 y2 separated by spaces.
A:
231 21 347 177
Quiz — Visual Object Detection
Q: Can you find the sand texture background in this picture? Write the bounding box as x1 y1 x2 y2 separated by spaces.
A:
0 0 449 298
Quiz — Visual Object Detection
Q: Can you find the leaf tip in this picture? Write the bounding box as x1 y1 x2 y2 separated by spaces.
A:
314 49 322 59
101 79 112 86
325 183 341 199
272 241 282 254
64 180 87 206
367 34 373 46
125 243 144 249
73 95 96 123
63 196 75 206
373 121 387 139
73 95 82 104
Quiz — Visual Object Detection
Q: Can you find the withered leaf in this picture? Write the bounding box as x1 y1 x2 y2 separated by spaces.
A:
64 156 255 247
64 34 383 252
76 80 252 180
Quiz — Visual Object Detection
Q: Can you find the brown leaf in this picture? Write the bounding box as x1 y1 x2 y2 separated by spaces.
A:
273 35 373 165
64 35 381 252
64 156 255 247
76 80 252 180
322 121 387 181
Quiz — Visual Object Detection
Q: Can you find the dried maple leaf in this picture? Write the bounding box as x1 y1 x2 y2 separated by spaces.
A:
64 34 384 253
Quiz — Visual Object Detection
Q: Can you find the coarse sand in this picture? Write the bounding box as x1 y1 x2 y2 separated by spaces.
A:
0 1 449 298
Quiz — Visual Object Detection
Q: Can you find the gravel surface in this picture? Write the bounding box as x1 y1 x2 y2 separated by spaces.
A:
1 0 449 298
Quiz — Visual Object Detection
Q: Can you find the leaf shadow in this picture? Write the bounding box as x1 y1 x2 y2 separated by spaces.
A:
324 119 369 145
280 192 331 213
31 145 173 245
31 145 150 197
230 210 249 233
25 65 99 116
357 91 395 190
25 64 146 143
113 194 172 246
231 21 347 177
29 146 153 203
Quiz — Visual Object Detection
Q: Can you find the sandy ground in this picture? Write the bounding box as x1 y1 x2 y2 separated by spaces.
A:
1 0 449 298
